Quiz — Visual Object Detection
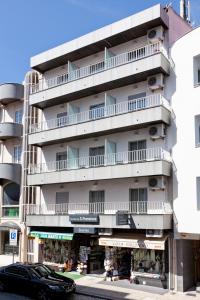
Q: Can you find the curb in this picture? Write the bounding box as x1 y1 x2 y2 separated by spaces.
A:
75 290 122 300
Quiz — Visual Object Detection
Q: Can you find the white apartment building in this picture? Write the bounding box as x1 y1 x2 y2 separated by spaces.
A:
23 4 192 290
170 26 200 291
0 83 24 263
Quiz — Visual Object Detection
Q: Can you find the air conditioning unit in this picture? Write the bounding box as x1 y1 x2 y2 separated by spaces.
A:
147 26 164 43
149 124 166 139
98 228 113 236
147 73 165 91
148 176 166 190
146 229 163 238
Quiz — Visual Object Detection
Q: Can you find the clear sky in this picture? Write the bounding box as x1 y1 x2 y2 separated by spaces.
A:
0 0 199 83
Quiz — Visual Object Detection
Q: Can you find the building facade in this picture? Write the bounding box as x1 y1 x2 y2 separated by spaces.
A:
22 3 193 290
170 26 200 292
0 83 24 262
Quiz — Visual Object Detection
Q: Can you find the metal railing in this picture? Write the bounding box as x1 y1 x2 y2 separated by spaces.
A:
24 200 172 216
29 94 168 133
30 42 162 94
28 147 170 174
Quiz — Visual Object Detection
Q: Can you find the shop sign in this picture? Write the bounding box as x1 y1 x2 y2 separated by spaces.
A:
73 227 97 234
69 214 99 224
99 238 165 250
116 211 129 225
30 231 73 240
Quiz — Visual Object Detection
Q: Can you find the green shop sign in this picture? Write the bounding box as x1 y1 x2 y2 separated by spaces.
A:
30 231 73 241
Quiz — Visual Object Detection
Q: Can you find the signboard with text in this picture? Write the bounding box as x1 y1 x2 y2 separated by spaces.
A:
9 229 18 246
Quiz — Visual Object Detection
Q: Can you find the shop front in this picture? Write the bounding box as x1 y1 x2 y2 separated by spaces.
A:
29 228 105 274
99 234 168 288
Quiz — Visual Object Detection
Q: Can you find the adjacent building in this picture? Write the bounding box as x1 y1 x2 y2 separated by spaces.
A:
0 83 24 261
170 26 200 292
22 4 192 290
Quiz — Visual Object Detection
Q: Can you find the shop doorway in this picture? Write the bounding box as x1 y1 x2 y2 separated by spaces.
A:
194 240 200 284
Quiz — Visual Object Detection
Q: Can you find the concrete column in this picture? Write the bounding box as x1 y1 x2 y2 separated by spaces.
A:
20 225 28 262
175 239 195 292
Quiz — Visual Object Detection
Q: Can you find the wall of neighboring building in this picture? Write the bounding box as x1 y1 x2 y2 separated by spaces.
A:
171 27 200 236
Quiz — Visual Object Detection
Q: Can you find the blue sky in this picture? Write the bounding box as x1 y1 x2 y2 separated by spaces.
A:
0 0 199 83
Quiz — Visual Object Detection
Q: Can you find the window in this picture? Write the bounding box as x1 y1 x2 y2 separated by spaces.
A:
89 146 105 166
128 92 146 111
89 103 105 120
89 190 105 213
56 151 67 170
15 110 23 124
55 192 69 213
14 145 22 163
128 140 146 161
129 188 148 213
195 115 200 146
193 55 200 86
5 266 20 275
196 177 200 210
57 112 68 127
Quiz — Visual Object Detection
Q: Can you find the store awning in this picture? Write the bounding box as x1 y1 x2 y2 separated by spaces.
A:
0 222 21 231
99 235 168 250
30 231 73 241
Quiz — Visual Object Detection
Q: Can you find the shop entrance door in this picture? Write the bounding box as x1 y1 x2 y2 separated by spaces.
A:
194 240 200 283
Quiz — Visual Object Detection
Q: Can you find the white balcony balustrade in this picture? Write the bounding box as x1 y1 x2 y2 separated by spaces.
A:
28 147 170 175
29 94 168 134
24 200 172 216
30 42 163 94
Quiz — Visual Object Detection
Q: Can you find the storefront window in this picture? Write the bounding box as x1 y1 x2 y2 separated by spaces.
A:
132 249 165 275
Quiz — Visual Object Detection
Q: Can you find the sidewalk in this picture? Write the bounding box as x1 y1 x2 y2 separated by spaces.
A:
75 275 200 300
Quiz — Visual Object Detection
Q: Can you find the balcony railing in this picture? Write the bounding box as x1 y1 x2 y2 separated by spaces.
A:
30 42 163 94
24 201 172 216
28 147 171 175
29 94 169 134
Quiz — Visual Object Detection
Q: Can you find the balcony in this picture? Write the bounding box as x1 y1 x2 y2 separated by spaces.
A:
28 94 171 146
0 83 24 105
31 4 168 72
0 123 23 140
25 201 172 230
27 148 171 186
29 43 170 108
0 163 21 185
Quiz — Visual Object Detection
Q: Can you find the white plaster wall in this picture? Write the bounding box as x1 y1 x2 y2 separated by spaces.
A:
171 27 200 235
41 127 166 164
0 139 22 163
40 177 169 206
1 102 23 123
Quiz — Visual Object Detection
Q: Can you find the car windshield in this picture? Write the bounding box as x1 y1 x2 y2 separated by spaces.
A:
30 265 51 278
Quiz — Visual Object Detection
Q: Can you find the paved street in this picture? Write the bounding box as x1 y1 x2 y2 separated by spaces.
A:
0 292 104 299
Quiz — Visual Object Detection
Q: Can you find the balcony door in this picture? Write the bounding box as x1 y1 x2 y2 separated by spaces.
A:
89 103 105 120
129 188 147 213
89 190 105 214
89 146 105 166
128 92 146 111
56 151 67 170
128 140 146 162
55 192 69 214
57 112 68 127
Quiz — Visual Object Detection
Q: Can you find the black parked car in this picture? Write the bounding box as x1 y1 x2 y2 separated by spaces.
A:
0 262 76 299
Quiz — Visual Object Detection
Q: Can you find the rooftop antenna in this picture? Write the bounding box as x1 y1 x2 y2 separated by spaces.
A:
187 0 191 23
180 0 191 23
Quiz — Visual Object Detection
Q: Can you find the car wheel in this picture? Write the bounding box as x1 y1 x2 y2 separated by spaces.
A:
0 280 5 292
37 289 49 300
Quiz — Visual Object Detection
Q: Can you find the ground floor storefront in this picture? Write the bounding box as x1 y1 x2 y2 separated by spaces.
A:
27 227 170 289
